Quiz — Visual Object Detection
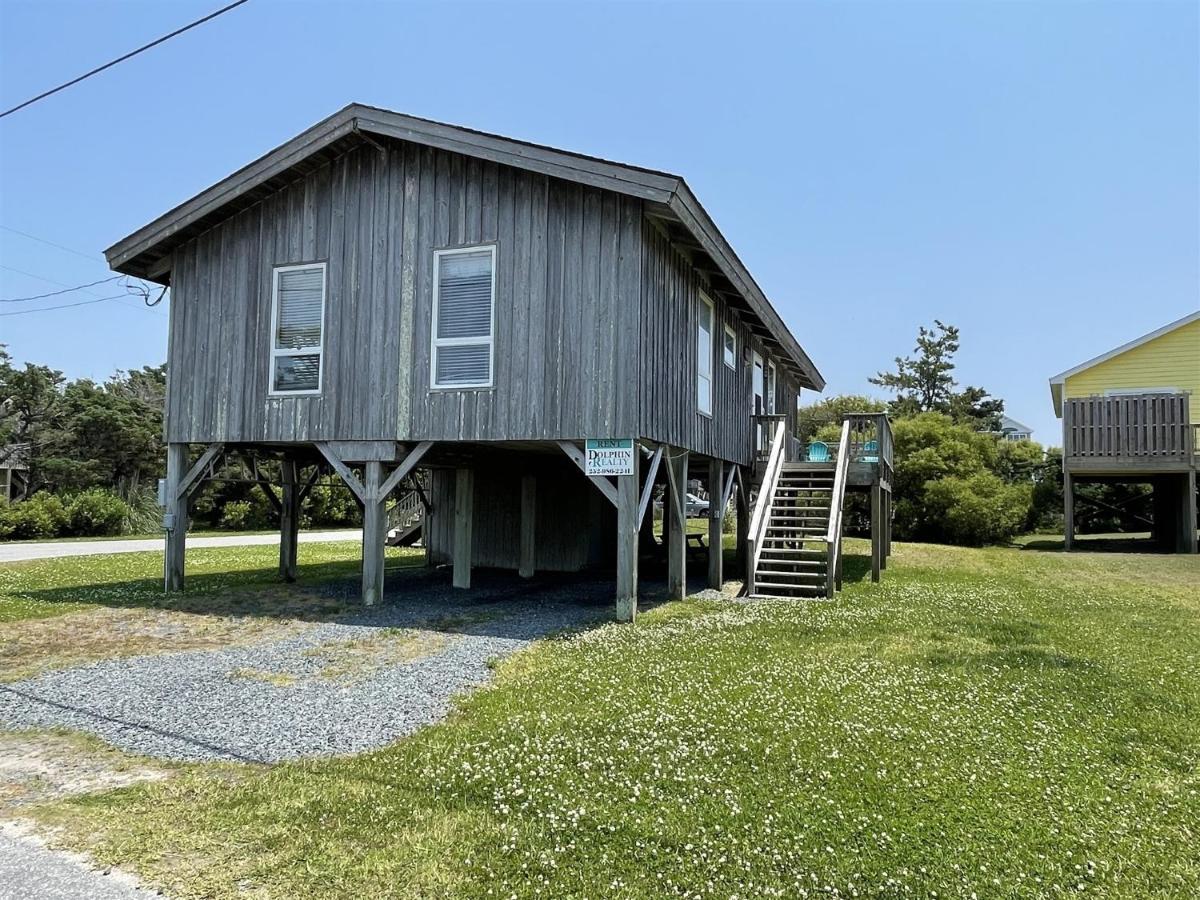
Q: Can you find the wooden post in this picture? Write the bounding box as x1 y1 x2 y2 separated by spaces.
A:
735 467 749 578
279 458 300 582
453 467 474 589
361 461 386 606
885 489 892 562
164 443 189 592
519 474 536 578
665 449 688 600
616 450 640 621
870 480 882 583
1185 469 1198 554
1063 470 1075 551
707 458 724 590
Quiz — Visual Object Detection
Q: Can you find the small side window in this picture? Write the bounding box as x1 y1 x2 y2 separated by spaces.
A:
723 323 736 370
269 263 326 395
697 292 714 415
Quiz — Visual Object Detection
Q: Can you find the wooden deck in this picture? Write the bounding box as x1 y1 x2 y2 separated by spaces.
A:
1061 393 1198 553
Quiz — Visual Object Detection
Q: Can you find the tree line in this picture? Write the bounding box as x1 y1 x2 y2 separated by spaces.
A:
3 326 1149 544
0 345 358 539
797 321 1148 546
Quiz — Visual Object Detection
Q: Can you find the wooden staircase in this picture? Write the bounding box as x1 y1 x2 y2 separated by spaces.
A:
753 463 835 596
747 419 851 599
385 480 426 547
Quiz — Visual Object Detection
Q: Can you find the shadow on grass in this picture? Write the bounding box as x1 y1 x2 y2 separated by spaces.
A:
6 552 685 641
1018 534 1170 554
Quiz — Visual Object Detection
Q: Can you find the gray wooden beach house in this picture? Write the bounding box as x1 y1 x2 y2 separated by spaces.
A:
107 104 892 618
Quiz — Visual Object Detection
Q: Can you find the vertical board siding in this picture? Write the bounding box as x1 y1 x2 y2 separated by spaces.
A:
637 219 799 466
167 139 643 444
426 463 616 571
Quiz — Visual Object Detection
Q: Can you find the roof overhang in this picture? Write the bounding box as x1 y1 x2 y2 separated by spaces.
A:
105 104 824 391
1047 309 1200 417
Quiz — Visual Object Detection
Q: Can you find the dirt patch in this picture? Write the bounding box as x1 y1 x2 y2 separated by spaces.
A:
0 594 346 682
303 628 451 681
0 731 173 810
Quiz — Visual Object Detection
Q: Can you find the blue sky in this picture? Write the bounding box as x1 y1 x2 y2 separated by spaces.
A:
1 0 1196 444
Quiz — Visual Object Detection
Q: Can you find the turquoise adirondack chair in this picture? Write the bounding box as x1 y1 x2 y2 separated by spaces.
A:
806 441 830 463
859 440 879 463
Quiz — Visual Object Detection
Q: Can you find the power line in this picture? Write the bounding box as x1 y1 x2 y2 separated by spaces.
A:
0 264 165 316
0 294 130 317
0 0 253 119
0 225 101 263
1 275 122 303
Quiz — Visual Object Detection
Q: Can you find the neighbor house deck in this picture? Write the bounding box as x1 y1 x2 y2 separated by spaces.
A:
1062 392 1197 552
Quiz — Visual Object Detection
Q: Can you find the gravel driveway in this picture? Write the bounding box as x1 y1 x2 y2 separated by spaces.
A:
0 572 613 763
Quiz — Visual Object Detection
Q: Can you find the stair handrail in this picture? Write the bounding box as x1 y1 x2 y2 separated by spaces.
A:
825 419 853 597
747 418 789 586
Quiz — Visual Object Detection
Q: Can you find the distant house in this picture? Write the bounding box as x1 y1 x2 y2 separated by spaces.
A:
1048 310 1199 553
0 444 29 503
995 415 1033 442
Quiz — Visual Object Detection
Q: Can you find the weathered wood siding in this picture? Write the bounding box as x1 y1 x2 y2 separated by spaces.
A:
426 462 616 571
165 135 802 462
166 138 641 444
638 220 799 466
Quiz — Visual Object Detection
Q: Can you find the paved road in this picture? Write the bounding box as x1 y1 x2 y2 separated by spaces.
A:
0 530 363 564
0 822 161 900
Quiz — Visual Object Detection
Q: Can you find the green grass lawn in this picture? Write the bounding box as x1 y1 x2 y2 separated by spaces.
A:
0 541 411 624
14 541 1200 898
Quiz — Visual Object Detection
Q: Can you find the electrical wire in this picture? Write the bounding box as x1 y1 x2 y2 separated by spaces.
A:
0 274 122 303
0 293 130 317
0 225 101 263
0 265 164 316
0 0 253 119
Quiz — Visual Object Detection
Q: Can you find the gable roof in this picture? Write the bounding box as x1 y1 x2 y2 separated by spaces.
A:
105 103 824 390
1048 309 1200 415
998 415 1033 434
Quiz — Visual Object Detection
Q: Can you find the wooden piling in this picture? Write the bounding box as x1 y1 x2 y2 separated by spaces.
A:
453 467 474 589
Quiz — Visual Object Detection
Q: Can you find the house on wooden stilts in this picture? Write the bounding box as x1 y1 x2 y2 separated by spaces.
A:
1049 310 1199 553
104 103 884 619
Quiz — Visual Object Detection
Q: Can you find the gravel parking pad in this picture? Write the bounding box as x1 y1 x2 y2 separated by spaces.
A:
0 573 614 763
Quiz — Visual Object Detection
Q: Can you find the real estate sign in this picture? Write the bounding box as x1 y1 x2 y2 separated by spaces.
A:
585 438 635 476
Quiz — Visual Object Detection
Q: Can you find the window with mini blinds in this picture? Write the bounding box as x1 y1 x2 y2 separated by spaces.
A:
432 246 496 389
697 292 714 415
270 263 326 395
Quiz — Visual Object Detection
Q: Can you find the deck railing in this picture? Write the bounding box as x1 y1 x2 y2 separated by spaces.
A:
1063 393 1194 460
841 412 895 487
752 412 795 462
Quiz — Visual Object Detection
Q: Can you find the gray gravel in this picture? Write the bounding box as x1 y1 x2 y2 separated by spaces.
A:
0 822 161 900
0 571 616 763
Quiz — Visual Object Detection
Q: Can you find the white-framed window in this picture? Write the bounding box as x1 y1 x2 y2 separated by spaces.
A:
697 291 714 415
431 245 496 389
766 360 777 414
269 262 327 396
723 322 736 370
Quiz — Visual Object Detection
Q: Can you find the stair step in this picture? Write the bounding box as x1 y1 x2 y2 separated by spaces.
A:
758 547 825 556
756 570 826 581
753 580 826 592
757 560 824 570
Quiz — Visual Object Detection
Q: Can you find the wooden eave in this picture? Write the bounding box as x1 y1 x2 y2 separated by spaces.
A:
105 103 824 391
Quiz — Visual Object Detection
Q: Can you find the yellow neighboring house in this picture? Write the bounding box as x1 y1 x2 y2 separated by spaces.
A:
1049 310 1199 553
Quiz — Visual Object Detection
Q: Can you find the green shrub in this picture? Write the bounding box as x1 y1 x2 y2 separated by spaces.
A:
124 487 164 535
220 500 254 531
0 492 70 540
66 489 130 536
923 473 1031 546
